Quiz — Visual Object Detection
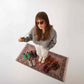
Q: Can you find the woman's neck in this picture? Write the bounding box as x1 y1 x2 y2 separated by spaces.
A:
42 29 45 34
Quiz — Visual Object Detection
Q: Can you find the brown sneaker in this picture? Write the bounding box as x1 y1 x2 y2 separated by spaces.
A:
45 55 51 62
51 61 60 70
45 55 53 64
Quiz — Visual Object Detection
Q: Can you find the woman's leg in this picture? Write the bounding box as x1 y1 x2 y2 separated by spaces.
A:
35 44 42 62
40 46 49 63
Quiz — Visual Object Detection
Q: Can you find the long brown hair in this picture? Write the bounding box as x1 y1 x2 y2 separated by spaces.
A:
34 11 52 41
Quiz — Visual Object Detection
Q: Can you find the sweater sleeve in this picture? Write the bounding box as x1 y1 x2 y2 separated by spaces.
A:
23 28 34 42
46 30 57 50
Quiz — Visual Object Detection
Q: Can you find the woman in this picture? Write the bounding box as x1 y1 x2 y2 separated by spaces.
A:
18 11 57 63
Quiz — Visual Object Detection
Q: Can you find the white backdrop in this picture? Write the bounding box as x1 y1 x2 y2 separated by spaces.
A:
0 0 84 84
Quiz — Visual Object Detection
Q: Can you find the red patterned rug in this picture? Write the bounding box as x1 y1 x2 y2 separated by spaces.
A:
16 43 68 82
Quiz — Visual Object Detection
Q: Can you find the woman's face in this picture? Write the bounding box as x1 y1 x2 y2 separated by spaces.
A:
36 19 46 30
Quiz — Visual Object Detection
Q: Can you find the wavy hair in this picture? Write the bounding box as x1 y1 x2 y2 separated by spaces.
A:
34 11 52 41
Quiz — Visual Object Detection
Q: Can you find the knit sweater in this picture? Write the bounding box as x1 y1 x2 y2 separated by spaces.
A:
23 26 57 50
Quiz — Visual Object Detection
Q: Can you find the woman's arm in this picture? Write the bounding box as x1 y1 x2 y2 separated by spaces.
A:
23 28 34 42
46 30 57 50
18 27 34 42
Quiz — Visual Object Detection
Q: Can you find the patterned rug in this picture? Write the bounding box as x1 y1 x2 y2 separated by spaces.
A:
16 43 68 82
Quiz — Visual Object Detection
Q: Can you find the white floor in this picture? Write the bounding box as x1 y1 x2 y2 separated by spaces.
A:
0 0 84 84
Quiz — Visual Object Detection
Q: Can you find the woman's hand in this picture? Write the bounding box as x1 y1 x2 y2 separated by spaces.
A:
18 37 24 42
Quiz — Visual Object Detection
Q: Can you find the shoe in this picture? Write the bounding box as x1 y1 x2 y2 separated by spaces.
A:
30 51 34 58
47 58 53 64
51 61 60 70
34 50 37 57
45 55 50 62
28 60 32 67
32 59 36 66
42 64 50 73
23 53 27 60
45 55 53 64
41 57 45 63
27 52 31 58
38 56 42 62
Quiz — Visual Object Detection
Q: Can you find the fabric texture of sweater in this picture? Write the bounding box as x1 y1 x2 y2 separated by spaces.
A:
23 26 57 50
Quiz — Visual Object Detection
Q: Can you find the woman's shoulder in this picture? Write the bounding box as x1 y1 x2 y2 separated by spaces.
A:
31 26 36 35
50 25 56 34
30 26 35 32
